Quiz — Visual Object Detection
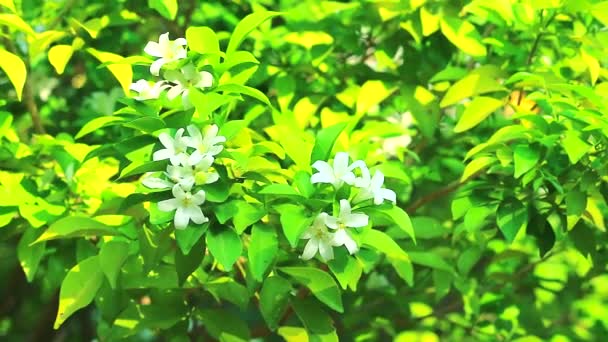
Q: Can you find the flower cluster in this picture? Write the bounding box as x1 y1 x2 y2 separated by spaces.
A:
300 152 397 261
129 33 213 107
142 124 226 229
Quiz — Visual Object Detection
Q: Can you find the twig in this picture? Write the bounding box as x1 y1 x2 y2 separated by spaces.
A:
406 170 484 214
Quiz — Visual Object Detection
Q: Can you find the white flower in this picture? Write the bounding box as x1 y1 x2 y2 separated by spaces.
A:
129 80 168 100
324 199 368 254
300 213 340 261
166 164 195 191
188 154 220 185
158 184 208 229
311 152 366 189
144 32 187 76
153 128 189 166
186 124 226 160
165 64 213 107
354 168 396 205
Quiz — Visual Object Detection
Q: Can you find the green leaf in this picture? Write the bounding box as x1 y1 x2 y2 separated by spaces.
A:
457 247 482 275
292 297 335 334
248 223 278 281
260 184 302 197
198 308 250 340
527 211 555 257
566 190 587 217
204 277 249 310
561 131 589 164
123 116 166 133
361 229 413 285
279 267 343 313
327 249 363 291
366 206 415 242
440 66 505 108
0 48 26 101
214 83 271 106
259 276 292 330
175 234 205 285
54 256 104 329
186 26 220 64
408 251 456 275
148 0 178 20
454 96 504 132
87 48 133 95
311 122 347 163
119 160 166 179
99 240 130 289
440 16 486 57
461 156 495 182
496 200 528 243
175 223 208 255
17 227 45 282
233 201 266 234
75 116 124 139
409 216 448 240
48 44 73 74
278 204 313 247
226 11 281 55
33 216 127 244
206 227 242 269
513 144 540 178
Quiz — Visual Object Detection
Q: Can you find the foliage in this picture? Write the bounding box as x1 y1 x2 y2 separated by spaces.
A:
1 0 608 341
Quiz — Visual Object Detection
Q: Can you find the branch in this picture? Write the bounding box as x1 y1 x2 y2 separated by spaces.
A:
406 170 484 214
1 14 45 134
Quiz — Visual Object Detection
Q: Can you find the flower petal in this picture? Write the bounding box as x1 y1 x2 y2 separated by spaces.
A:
158 198 178 212
377 188 396 205
333 152 350 174
333 230 358 254
150 58 165 76
344 213 369 228
174 207 190 229
301 239 319 260
185 205 207 224
171 184 186 198
192 190 206 204
371 171 385 189
174 37 187 46
324 215 339 229
341 171 356 185
339 199 352 219
152 149 172 162
143 42 162 57
318 241 334 261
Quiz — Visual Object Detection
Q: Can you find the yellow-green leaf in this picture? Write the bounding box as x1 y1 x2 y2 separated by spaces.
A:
0 48 26 100
87 48 133 95
440 16 486 57
48 45 73 74
54 256 104 329
148 0 178 20
440 66 505 107
461 156 495 182
454 96 504 132
0 0 16 12
28 30 66 59
0 13 35 35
